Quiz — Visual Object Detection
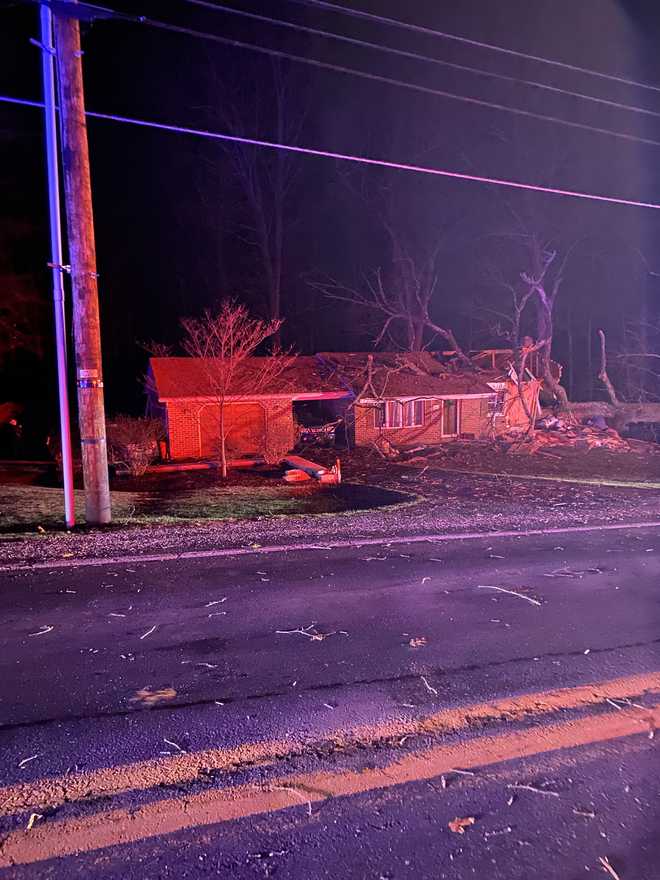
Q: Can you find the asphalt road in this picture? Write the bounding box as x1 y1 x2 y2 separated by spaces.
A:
1 523 659 878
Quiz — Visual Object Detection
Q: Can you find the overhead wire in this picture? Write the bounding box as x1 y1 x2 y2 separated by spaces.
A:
18 0 660 149
181 0 660 123
284 0 660 96
31 1 660 153
3 92 660 211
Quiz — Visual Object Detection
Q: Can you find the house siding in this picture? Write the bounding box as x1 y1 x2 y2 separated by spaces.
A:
460 397 489 437
354 397 490 447
164 398 296 461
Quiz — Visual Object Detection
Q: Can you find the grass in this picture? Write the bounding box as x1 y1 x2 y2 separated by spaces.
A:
0 480 409 535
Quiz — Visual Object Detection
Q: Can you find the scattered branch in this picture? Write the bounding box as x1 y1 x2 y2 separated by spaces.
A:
477 585 542 606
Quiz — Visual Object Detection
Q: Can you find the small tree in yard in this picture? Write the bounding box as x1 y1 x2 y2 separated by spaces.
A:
107 416 164 477
181 300 293 478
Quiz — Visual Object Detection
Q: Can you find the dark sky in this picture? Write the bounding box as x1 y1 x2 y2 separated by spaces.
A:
2 0 660 421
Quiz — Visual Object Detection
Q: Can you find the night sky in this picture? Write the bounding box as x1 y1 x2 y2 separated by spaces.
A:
2 0 660 440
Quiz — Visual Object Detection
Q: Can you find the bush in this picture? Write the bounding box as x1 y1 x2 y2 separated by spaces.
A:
107 415 164 476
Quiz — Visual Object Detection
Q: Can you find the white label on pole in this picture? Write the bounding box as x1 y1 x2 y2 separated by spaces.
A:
78 368 98 379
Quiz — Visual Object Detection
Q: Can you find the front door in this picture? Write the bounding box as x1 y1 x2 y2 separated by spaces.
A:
442 399 459 436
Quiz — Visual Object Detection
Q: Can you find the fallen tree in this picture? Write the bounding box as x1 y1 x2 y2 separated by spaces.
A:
553 331 660 431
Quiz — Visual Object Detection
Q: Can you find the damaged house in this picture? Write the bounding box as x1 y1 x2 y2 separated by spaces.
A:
147 349 556 461
317 352 497 447
469 348 562 433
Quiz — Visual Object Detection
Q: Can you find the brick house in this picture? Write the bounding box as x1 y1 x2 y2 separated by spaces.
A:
147 357 349 461
317 352 496 446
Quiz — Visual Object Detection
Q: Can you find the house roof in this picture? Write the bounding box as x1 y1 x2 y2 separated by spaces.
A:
317 352 495 399
149 357 349 401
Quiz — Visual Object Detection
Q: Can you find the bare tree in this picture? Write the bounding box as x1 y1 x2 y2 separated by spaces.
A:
310 145 472 360
181 300 293 477
206 61 306 342
568 329 660 431
313 264 470 362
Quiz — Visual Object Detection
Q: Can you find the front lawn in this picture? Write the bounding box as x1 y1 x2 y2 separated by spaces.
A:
0 471 411 535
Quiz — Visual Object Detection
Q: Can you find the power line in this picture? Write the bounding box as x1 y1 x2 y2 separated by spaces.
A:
3 92 660 212
34 1 660 153
285 0 660 96
18 1 660 150
183 0 660 124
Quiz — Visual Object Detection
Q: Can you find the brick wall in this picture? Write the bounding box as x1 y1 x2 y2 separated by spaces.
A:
166 401 201 459
460 398 490 438
164 397 296 461
262 398 296 461
354 397 490 447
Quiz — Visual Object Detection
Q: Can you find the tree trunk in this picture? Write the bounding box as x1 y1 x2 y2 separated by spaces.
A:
563 400 660 431
220 404 227 479
411 318 425 351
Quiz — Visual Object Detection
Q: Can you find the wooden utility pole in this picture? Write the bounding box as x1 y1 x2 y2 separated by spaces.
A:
53 0 111 524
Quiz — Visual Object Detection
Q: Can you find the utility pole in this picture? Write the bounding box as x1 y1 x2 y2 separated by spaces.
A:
53 0 111 524
38 4 76 528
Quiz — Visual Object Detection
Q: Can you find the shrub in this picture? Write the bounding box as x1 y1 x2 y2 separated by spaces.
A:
107 415 164 477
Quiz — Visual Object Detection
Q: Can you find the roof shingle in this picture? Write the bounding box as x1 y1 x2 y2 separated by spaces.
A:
149 357 348 400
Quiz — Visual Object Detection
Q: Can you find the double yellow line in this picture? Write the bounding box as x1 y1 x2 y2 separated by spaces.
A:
2 671 658 866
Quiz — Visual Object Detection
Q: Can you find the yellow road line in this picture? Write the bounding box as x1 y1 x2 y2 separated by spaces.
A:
2 701 657 867
2 671 659 819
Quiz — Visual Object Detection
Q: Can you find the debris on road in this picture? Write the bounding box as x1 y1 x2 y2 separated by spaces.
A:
573 807 596 818
271 784 313 816
275 623 346 641
408 637 427 648
420 675 438 696
599 855 622 879
448 816 476 834
485 826 512 837
17 754 40 769
507 782 559 797
26 813 42 831
28 625 54 637
130 687 176 706
139 624 158 640
477 585 542 606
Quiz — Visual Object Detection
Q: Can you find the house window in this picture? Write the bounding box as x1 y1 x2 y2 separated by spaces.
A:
442 399 459 435
374 399 425 429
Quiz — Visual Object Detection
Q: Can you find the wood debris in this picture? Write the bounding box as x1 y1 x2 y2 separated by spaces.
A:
26 813 42 831
420 675 438 696
448 816 475 834
477 585 542 606
508 782 559 797
599 856 622 880
275 623 345 641
28 625 54 637
139 624 158 640
18 754 40 769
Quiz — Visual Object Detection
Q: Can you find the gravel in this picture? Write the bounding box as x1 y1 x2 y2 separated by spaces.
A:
2 465 659 566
